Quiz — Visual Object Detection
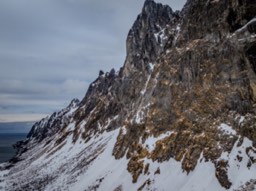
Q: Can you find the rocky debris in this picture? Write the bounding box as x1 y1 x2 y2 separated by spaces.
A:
246 146 256 163
215 160 232 189
234 180 256 191
137 179 151 191
154 167 160 175
144 163 150 175
127 157 144 183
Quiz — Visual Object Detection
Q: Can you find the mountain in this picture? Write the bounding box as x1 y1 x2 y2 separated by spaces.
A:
1 0 256 190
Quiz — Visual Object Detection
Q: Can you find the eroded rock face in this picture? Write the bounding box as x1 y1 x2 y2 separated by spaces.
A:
4 0 256 190
121 0 179 77
112 0 256 189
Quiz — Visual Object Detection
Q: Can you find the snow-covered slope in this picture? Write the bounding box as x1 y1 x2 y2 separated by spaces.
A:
1 0 256 190
2 123 256 191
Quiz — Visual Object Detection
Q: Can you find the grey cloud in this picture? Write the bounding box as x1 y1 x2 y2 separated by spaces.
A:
0 0 186 122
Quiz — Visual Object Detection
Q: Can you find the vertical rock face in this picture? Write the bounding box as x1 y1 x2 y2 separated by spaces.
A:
122 0 179 76
1 0 256 191
226 0 256 32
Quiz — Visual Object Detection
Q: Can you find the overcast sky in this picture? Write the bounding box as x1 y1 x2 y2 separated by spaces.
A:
0 0 186 122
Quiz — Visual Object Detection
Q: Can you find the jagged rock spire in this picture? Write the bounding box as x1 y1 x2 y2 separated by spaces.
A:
121 0 177 77
143 0 154 7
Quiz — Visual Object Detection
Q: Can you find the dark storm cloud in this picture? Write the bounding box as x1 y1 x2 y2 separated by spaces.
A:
0 0 186 122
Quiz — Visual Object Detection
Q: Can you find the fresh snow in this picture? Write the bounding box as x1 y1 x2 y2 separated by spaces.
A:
154 28 167 46
148 62 154 71
173 23 181 45
1 104 255 191
66 122 76 131
218 123 236 135
236 18 256 33
239 116 245 124
135 110 144 124
216 136 256 190
143 131 174 151
65 106 78 116
121 126 127 135
228 18 256 43
1 122 256 190
237 34 256 43
0 164 9 190
134 153 224 191
226 137 256 190
140 75 151 95
136 62 158 124
70 130 226 191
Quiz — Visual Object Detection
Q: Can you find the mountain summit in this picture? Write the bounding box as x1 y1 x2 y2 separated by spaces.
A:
1 0 256 190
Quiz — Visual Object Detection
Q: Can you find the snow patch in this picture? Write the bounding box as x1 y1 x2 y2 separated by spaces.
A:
236 18 256 33
140 75 151 95
226 137 256 190
0 164 9 190
239 116 245 125
154 28 167 47
237 34 256 42
135 110 144 124
121 126 127 135
66 122 76 131
218 123 236 135
135 153 224 191
70 129 132 191
173 23 181 45
248 149 256 159
66 106 78 116
143 131 174 152
148 62 154 71
176 25 181 31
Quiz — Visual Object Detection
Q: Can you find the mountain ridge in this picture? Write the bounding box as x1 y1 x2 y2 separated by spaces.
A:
1 0 256 190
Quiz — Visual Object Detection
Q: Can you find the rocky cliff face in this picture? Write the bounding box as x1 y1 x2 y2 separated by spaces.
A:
1 0 256 191
122 0 179 76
